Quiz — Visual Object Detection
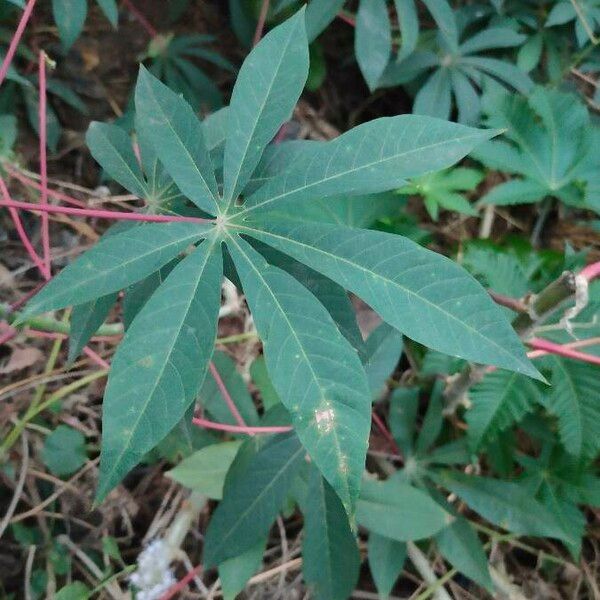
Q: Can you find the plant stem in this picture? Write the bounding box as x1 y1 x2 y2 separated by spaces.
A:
0 0 37 87
38 50 51 279
406 542 452 600
191 417 292 435
0 197 211 224
527 337 600 366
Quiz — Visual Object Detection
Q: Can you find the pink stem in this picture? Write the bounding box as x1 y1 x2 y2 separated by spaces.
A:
337 12 356 27
209 361 247 427
0 176 48 277
528 337 600 367
580 261 600 282
26 330 110 369
27 329 119 343
83 346 110 369
0 198 211 224
9 281 47 312
371 410 401 456
5 165 87 208
0 325 17 345
122 0 158 37
159 565 203 600
253 0 271 46
0 0 37 87
192 417 292 435
38 51 51 280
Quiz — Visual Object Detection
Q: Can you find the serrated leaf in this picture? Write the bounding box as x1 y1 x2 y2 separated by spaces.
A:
543 358 600 459
223 9 309 207
439 471 574 543
166 441 242 499
436 517 493 591
86 122 147 198
357 477 451 541
135 66 219 214
52 0 87 49
227 235 371 514
240 221 539 377
355 0 392 91
203 432 304 567
303 467 360 600
466 370 541 451
19 223 210 320
69 293 117 362
241 117 497 215
368 534 407 599
97 240 222 499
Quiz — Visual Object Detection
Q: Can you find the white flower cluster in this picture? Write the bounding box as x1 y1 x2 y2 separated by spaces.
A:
130 539 176 600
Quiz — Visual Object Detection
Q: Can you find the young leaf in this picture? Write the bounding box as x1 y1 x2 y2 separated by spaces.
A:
97 240 222 499
466 370 541 451
241 117 497 215
135 66 220 215
355 0 392 91
368 534 407 599
241 221 539 377
542 358 600 459
52 0 87 49
438 471 574 543
436 517 493 591
68 293 117 363
227 235 371 514
303 467 361 600
166 441 242 499
86 122 147 198
203 432 305 567
357 477 451 541
19 223 210 320
223 9 309 207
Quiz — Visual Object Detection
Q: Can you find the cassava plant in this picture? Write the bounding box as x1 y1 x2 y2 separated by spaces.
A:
12 8 556 596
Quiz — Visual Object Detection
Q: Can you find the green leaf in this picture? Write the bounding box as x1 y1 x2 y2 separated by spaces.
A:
480 179 548 206
436 517 493 591
86 122 147 198
55 582 90 600
368 534 407 599
227 235 371 514
241 221 539 377
198 351 259 426
68 293 117 362
250 356 281 410
466 370 541 451
394 0 418 62
203 432 305 567
355 0 392 91
97 240 222 499
42 426 87 477
389 387 419 456
19 222 210 320
305 0 346 41
219 538 266 600
241 117 497 215
363 322 403 397
135 66 219 215
543 358 600 459
52 0 87 49
414 69 452 120
95 0 118 26
166 441 242 499
438 471 574 543
421 0 458 50
357 477 451 541
223 10 309 207
303 467 360 600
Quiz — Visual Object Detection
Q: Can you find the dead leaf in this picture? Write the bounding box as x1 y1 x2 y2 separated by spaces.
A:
0 346 43 374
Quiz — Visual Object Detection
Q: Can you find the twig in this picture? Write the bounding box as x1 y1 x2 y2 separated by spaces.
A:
406 542 452 600
209 361 247 427
0 434 29 539
38 51 51 280
24 545 36 600
0 0 37 87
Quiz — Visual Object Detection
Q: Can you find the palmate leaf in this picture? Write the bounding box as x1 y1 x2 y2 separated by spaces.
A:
302 467 361 600
239 220 539 377
18 222 210 321
222 9 309 207
97 239 222 498
227 235 371 514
